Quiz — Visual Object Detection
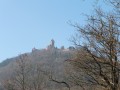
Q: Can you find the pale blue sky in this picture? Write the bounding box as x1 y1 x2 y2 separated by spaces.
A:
0 0 110 62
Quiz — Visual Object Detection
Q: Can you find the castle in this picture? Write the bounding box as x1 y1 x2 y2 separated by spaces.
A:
47 39 55 50
32 39 75 52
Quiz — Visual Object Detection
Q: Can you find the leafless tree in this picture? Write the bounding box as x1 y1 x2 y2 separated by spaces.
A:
1 54 29 90
69 8 120 90
49 73 71 90
2 54 47 90
28 63 47 90
2 78 16 90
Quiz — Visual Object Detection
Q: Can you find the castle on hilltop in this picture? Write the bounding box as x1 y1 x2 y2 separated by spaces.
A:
47 39 55 50
32 39 75 52
32 39 55 52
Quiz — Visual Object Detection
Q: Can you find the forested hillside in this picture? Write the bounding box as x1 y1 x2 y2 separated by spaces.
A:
0 42 75 90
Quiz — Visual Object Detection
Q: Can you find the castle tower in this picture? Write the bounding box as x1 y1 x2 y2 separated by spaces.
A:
47 39 55 50
50 39 55 47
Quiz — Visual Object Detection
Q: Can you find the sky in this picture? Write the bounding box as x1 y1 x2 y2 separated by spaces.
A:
0 0 110 62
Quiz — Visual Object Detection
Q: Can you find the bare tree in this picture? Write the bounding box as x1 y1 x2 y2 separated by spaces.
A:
49 73 71 90
1 54 29 90
28 63 47 90
2 54 47 90
69 8 120 90
14 54 31 90
2 78 15 90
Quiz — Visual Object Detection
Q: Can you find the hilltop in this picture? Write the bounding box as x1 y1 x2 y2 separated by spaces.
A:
0 40 75 90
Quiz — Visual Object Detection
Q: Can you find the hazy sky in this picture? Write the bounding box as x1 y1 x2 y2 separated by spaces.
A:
0 0 109 61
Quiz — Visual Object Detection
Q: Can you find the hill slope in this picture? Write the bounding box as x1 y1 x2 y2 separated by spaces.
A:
0 47 74 90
